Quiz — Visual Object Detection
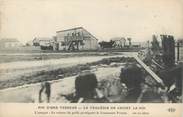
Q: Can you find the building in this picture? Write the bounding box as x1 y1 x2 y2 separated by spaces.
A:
33 37 54 50
32 38 40 46
26 40 33 46
56 27 98 51
176 39 183 61
0 38 22 48
131 42 141 48
33 37 54 46
177 39 183 46
110 37 126 48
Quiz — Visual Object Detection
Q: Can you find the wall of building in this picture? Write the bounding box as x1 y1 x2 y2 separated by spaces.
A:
57 28 83 42
56 28 98 51
0 42 22 48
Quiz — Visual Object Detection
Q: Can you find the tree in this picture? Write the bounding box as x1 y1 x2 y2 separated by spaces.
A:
127 38 132 47
151 35 160 52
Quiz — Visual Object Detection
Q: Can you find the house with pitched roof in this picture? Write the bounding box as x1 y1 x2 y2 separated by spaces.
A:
56 27 98 51
0 38 22 48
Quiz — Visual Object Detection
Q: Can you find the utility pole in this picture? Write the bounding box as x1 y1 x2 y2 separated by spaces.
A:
177 41 180 61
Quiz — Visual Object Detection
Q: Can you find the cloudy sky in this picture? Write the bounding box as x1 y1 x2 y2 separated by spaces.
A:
0 0 183 43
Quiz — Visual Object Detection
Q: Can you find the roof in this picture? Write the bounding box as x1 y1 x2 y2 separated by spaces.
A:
177 39 183 42
56 27 98 41
34 37 53 41
110 37 126 41
82 28 98 41
0 38 19 43
56 27 83 33
132 42 141 45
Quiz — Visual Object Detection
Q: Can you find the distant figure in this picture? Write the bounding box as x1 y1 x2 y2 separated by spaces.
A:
39 82 51 103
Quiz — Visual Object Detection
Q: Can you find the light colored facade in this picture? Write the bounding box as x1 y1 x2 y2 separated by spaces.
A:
0 38 22 48
56 27 98 51
110 37 126 48
177 39 183 46
131 42 141 48
33 37 54 47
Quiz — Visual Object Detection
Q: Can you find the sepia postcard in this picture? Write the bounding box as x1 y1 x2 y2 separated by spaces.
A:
0 0 182 117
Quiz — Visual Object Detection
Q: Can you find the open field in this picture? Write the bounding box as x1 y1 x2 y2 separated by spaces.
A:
0 46 181 64
0 52 123 63
0 46 140 63
0 52 136 89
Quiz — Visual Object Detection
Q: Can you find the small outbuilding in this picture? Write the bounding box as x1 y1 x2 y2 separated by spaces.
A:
0 38 22 48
